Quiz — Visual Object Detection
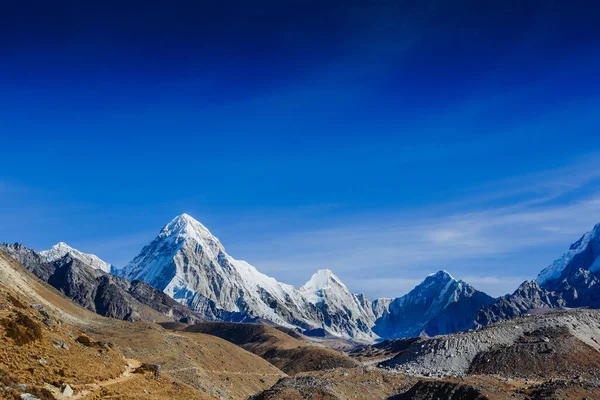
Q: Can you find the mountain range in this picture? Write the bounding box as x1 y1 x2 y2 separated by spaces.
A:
3 213 600 341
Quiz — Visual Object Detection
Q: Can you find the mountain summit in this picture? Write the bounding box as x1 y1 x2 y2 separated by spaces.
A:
373 269 495 339
301 269 345 292
121 213 378 340
40 242 113 274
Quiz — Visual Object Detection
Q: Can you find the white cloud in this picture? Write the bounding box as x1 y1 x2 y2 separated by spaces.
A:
230 153 600 299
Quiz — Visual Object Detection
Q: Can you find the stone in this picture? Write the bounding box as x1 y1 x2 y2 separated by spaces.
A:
61 384 73 397
53 340 70 350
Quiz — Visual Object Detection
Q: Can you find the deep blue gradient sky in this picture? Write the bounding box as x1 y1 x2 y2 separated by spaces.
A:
2 0 600 298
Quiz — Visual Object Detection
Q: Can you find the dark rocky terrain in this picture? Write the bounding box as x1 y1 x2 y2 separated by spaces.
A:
0 243 199 323
474 281 565 327
373 271 495 339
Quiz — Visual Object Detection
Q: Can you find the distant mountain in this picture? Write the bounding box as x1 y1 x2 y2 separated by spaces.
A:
120 214 378 340
474 280 565 327
21 213 600 341
41 241 115 274
299 269 378 338
476 222 600 327
537 222 600 307
373 270 495 339
0 243 198 323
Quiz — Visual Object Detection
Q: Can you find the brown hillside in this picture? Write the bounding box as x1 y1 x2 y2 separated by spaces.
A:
181 322 358 375
0 250 285 399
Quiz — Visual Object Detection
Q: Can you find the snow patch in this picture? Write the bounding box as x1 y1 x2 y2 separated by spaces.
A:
537 223 600 285
40 242 113 273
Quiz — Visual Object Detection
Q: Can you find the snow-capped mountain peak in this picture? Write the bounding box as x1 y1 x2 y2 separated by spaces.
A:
426 269 456 282
161 213 221 243
121 213 380 340
40 242 113 273
537 222 600 285
300 269 346 292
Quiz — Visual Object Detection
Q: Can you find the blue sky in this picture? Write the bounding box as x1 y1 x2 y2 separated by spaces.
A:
1 0 600 298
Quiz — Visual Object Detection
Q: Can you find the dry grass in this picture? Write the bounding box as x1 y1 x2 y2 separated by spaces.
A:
6 294 26 309
1 311 43 346
183 322 357 375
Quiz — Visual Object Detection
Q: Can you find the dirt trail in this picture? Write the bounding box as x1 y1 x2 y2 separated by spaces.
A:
46 359 141 399
167 366 284 377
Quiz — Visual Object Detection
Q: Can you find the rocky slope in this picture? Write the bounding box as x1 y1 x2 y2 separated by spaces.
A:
373 271 495 339
382 308 600 378
0 243 199 323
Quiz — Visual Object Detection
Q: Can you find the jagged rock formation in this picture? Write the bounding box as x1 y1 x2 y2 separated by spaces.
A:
474 280 564 327
1 243 56 281
0 243 198 323
373 271 495 339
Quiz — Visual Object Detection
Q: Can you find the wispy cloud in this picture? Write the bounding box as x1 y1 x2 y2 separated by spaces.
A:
230 153 600 299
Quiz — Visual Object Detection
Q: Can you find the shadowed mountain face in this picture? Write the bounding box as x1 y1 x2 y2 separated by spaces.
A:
373 271 495 339
475 281 565 327
477 222 600 327
0 243 199 323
